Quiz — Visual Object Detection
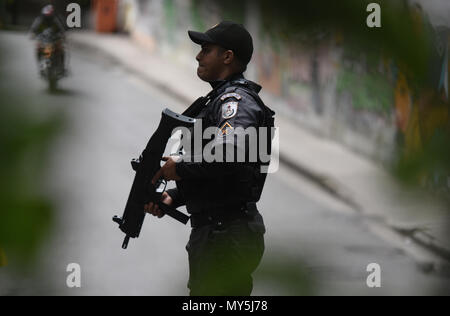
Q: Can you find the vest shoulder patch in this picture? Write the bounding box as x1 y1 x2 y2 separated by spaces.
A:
220 92 242 101
218 121 234 137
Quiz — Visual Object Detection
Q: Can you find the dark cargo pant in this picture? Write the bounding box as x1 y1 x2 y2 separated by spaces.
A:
186 213 265 296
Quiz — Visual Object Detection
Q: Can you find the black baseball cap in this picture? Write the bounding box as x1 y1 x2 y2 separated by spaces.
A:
188 21 254 65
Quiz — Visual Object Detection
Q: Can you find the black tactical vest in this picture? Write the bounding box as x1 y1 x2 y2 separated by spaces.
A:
177 77 275 208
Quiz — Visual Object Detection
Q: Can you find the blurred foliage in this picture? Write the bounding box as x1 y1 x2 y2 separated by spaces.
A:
0 42 61 267
258 0 433 88
190 0 246 32
216 0 245 25
393 125 450 200
256 254 316 295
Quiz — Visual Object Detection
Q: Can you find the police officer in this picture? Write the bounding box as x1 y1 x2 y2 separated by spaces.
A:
146 21 275 296
30 5 66 37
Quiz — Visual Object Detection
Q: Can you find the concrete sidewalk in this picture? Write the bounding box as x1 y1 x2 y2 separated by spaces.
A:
68 31 450 273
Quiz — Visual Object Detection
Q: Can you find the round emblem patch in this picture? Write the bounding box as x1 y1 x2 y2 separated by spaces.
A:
222 102 238 119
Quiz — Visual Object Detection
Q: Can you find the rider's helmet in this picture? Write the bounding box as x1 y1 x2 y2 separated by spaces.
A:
41 4 55 17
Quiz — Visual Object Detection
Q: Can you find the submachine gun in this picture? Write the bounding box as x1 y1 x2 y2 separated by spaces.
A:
113 108 197 249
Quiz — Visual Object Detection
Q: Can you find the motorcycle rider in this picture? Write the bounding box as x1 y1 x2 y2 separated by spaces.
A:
30 4 66 74
30 4 65 37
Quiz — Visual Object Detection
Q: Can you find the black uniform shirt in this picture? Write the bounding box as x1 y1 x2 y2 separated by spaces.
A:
167 74 274 213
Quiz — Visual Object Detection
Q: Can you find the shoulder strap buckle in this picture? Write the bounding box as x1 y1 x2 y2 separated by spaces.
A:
231 78 249 86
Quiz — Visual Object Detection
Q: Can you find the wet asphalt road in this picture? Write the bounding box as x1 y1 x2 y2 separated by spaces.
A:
0 31 449 296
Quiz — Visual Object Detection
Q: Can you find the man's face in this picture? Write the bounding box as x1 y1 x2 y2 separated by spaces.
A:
196 43 226 82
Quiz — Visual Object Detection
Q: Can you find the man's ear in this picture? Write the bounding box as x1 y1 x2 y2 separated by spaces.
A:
223 50 235 65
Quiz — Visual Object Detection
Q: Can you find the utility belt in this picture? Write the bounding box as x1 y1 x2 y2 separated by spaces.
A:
188 202 258 229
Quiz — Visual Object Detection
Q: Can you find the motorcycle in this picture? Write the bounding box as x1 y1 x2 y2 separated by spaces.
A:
36 28 66 90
